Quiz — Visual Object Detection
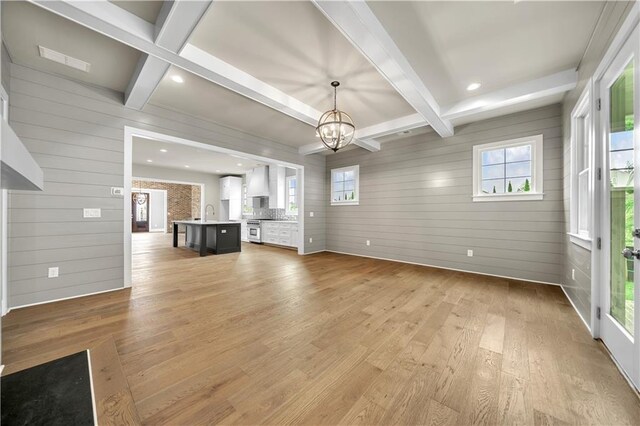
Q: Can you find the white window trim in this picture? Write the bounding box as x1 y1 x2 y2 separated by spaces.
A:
331 165 360 206
472 134 544 202
285 175 298 216
0 84 8 122
242 183 253 216
568 83 594 250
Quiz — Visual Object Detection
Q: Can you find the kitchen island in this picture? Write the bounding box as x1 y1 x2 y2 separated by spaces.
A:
173 220 241 256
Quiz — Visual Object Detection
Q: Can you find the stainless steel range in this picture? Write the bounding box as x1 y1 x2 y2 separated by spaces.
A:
246 219 262 243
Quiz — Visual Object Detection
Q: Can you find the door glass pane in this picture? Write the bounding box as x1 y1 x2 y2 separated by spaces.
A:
609 60 635 335
135 193 148 222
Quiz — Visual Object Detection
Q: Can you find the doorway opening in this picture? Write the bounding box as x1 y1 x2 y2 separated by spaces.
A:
124 126 306 288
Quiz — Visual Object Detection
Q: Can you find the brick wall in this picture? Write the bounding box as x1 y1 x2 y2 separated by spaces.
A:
132 180 201 233
191 185 201 218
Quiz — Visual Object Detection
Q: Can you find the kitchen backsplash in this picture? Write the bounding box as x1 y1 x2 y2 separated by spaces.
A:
246 208 297 221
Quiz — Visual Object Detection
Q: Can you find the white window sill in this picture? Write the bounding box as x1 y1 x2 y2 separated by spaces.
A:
331 201 360 206
568 233 592 250
472 193 544 202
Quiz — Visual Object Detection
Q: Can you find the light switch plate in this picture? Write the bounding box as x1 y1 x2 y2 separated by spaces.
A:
309 211 314 217
467 250 473 257
83 208 101 218
48 267 59 278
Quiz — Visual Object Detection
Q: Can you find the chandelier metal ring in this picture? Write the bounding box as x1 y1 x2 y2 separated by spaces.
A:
316 81 355 152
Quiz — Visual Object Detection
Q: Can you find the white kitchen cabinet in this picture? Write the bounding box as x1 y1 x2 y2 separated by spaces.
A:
268 165 286 209
220 177 231 200
246 165 269 197
261 221 298 248
290 224 299 248
241 219 248 242
219 176 242 220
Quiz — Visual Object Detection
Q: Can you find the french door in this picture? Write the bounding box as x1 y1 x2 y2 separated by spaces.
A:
599 25 639 389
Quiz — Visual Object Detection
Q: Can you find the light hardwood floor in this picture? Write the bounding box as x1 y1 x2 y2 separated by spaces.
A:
3 233 640 425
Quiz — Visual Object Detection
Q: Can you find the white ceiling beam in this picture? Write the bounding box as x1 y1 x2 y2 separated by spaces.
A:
124 54 170 110
298 68 578 154
311 0 454 138
30 0 382 154
124 1 212 110
29 1 322 123
442 69 578 120
298 114 419 155
180 43 321 125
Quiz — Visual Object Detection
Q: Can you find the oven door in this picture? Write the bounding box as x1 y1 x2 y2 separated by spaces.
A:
248 225 261 242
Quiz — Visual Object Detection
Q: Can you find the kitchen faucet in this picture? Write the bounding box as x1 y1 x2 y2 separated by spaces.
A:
205 204 215 219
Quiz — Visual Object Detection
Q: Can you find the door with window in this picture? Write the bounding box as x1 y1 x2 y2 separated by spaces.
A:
132 192 150 232
599 26 639 388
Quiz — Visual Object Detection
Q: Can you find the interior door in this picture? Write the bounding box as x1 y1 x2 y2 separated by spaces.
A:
600 26 639 389
131 192 150 233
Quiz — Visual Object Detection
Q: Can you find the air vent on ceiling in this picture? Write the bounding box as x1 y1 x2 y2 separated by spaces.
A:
38 46 91 73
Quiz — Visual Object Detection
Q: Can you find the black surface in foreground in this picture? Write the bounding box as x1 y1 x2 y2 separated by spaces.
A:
1 351 94 426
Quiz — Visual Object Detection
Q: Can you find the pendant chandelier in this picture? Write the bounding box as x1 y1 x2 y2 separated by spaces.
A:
316 81 355 152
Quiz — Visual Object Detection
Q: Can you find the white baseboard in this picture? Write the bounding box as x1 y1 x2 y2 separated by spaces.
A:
7 286 128 312
323 249 563 287
301 249 326 255
86 349 98 426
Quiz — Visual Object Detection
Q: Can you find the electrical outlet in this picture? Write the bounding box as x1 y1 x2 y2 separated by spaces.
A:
48 267 59 278
467 249 473 257
83 208 101 218
366 240 370 246
572 269 575 280
309 211 314 217
309 237 313 243
111 187 124 196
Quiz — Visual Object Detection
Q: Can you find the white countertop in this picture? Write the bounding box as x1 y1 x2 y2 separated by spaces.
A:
173 220 242 225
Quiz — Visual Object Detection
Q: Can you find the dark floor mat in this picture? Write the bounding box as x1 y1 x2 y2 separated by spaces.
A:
1 351 95 426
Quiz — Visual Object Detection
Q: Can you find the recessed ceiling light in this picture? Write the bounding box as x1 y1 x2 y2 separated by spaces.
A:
146 159 153 163
237 163 243 167
466 82 481 91
160 149 167 153
216 170 221 173
171 75 184 84
397 130 412 136
184 165 190 168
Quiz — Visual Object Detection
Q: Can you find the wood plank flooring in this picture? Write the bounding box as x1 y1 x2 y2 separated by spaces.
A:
3 233 640 425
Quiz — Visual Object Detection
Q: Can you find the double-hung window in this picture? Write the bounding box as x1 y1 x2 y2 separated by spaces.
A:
285 175 298 215
472 135 544 202
569 86 593 249
331 165 359 205
242 184 253 216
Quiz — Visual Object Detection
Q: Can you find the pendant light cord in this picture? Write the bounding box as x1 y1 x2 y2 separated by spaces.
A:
333 85 337 111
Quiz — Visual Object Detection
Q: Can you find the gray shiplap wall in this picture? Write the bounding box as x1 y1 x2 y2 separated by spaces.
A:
1 43 10 92
561 1 635 325
326 104 564 284
7 63 325 307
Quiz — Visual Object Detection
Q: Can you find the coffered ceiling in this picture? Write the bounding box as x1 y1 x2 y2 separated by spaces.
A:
188 1 415 128
2 0 622 155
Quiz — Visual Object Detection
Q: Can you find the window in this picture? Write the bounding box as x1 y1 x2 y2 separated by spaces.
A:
472 135 544 202
0 85 8 122
285 175 298 215
242 184 253 216
331 165 359 205
569 86 593 249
